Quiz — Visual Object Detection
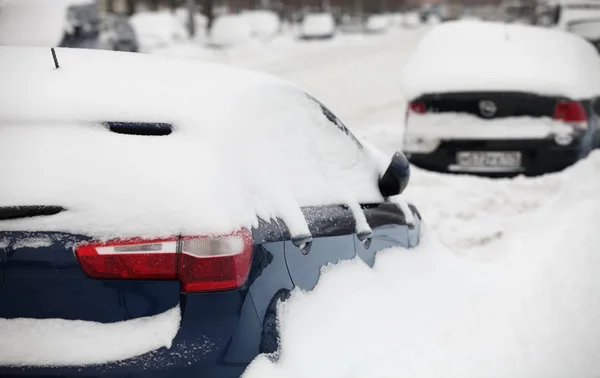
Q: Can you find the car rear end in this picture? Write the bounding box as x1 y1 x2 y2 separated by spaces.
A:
403 91 597 176
0 213 262 378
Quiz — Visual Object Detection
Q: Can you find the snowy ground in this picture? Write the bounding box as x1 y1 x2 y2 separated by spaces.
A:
149 29 600 377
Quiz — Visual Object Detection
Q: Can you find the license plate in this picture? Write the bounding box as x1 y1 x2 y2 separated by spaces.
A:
456 151 522 168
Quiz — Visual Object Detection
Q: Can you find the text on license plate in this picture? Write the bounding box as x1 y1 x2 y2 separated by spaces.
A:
456 151 522 167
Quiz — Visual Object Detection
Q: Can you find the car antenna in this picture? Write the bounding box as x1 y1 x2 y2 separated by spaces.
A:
51 47 59 69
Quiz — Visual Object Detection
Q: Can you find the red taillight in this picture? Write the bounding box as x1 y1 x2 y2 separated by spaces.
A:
75 229 253 293
409 102 426 114
553 101 587 129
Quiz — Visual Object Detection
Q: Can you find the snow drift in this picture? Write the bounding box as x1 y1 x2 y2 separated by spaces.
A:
243 151 600 378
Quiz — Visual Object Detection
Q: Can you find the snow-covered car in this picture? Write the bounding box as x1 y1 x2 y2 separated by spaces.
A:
401 21 600 176
208 14 254 47
241 10 281 40
0 46 420 377
401 11 421 28
99 12 139 52
364 14 391 33
0 0 100 48
129 11 188 51
566 18 600 51
300 12 336 39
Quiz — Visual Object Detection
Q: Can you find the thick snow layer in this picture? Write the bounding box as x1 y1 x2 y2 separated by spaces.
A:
129 11 188 51
301 13 336 37
244 152 600 378
405 113 573 140
209 14 254 47
0 47 387 239
401 20 600 100
0 306 180 366
242 10 281 40
0 0 92 46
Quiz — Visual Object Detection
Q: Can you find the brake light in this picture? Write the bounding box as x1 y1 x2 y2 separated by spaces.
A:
553 101 587 129
409 102 426 114
75 229 253 293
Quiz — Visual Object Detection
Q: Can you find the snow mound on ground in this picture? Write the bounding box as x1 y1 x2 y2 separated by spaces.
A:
129 11 188 51
401 20 600 100
0 306 180 366
243 152 600 378
0 47 387 240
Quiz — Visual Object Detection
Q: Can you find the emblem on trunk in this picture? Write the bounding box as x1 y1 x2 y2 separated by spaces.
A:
479 100 497 118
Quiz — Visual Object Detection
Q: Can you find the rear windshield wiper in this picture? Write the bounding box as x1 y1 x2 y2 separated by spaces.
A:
0 206 65 220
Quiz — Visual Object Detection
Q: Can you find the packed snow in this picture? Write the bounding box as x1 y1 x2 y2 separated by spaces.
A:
401 20 600 100
0 306 180 366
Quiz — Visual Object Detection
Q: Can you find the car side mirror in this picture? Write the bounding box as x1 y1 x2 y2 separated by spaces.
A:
378 151 410 198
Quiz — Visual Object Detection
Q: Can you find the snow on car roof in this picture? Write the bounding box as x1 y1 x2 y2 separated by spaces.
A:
0 46 384 240
401 20 600 100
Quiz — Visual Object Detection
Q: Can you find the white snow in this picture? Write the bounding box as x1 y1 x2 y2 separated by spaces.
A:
401 20 600 100
0 306 181 366
365 14 391 33
209 14 254 47
242 10 281 41
0 0 93 46
405 113 574 142
243 151 600 378
300 13 336 38
0 46 388 240
129 11 188 51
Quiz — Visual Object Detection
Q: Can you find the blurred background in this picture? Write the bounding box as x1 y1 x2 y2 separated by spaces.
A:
1 0 596 54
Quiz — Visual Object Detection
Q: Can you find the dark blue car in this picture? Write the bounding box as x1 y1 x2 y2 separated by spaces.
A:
0 47 421 378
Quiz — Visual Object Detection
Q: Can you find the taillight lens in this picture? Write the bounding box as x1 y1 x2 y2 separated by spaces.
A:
409 102 426 114
75 229 253 293
553 101 588 129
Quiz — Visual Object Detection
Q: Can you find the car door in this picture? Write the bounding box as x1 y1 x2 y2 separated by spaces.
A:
284 205 358 291
353 203 414 267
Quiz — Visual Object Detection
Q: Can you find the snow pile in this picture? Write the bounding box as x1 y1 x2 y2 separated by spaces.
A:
129 11 188 51
209 14 254 47
0 47 387 240
243 151 600 378
401 20 600 100
242 10 281 41
0 0 92 46
0 306 180 366
402 11 421 27
174 8 208 41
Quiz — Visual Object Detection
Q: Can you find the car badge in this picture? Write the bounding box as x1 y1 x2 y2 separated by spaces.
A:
479 100 497 118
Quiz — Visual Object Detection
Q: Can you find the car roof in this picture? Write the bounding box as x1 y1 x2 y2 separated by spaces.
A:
0 46 290 127
401 20 600 100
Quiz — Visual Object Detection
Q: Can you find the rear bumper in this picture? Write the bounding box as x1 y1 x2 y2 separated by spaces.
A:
0 290 262 378
406 138 585 177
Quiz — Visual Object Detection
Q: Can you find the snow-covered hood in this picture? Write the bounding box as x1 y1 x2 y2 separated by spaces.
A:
401 21 600 100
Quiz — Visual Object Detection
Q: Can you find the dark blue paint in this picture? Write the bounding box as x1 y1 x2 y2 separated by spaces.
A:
0 205 420 377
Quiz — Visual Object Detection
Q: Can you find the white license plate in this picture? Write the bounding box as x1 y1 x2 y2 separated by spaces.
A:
456 151 522 168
